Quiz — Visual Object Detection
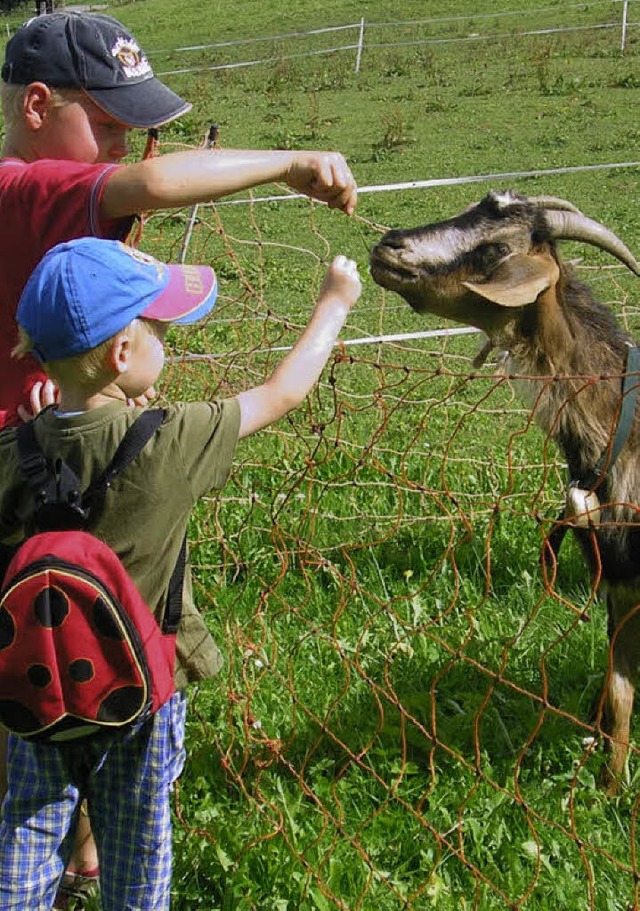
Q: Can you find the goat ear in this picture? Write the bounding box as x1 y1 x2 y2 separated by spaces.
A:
462 253 559 308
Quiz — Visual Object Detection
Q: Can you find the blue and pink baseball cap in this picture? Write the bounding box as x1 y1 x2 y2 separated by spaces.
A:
17 238 218 362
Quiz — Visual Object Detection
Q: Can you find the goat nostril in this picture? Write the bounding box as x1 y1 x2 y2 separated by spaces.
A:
380 231 406 250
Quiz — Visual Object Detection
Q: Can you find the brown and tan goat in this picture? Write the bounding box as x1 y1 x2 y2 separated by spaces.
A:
370 190 640 793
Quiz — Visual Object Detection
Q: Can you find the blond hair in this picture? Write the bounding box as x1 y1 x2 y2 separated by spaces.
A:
13 318 160 389
1 83 79 133
13 326 116 387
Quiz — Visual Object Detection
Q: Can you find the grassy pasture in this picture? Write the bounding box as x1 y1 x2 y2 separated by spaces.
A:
4 0 640 908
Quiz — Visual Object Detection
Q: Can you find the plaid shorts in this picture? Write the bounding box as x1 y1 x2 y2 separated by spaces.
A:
0 690 187 911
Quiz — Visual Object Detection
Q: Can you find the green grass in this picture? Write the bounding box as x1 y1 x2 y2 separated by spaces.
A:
5 0 640 908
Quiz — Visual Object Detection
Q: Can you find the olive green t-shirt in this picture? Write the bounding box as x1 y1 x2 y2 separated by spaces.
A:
0 399 241 689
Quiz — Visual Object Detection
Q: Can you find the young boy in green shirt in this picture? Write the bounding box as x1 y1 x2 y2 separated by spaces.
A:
0 237 361 910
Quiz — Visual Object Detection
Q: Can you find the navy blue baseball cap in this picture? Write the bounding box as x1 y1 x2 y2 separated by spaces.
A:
2 11 191 128
17 238 218 363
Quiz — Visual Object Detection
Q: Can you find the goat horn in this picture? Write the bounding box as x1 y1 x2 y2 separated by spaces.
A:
545 209 640 276
529 196 583 214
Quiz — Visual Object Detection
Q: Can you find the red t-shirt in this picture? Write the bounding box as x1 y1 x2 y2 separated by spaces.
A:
0 158 133 428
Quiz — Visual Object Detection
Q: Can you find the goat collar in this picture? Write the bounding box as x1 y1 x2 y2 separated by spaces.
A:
576 343 640 491
546 344 640 563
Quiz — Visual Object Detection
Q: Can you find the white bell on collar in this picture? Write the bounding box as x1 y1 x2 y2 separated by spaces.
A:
565 487 601 527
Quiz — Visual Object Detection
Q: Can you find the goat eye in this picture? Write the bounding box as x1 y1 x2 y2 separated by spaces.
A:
473 243 509 271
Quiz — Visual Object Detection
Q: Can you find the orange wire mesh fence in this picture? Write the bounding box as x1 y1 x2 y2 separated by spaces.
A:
133 138 640 911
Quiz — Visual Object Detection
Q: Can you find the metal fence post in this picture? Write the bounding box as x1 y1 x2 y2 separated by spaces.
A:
180 124 219 264
621 0 629 53
355 17 365 72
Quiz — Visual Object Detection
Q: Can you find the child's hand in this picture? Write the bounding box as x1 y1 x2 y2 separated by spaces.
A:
286 153 357 216
237 255 361 439
17 379 57 422
319 255 362 309
126 386 157 409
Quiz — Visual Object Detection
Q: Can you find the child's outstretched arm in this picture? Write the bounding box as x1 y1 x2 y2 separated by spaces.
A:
236 256 361 440
102 149 357 219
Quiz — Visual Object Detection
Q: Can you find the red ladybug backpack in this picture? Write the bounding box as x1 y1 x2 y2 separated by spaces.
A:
0 409 184 743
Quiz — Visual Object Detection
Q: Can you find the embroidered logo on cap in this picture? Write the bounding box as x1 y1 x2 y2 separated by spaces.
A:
112 37 153 79
118 242 165 281
182 266 205 296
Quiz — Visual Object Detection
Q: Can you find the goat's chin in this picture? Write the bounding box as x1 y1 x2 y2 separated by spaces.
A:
404 295 439 314
369 262 427 312
370 260 417 288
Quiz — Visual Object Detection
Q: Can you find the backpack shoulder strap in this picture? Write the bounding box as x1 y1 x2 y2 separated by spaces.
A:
17 409 167 518
17 408 168 499
87 407 185 635
17 419 86 525
85 408 167 503
163 534 187 635
16 419 51 496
